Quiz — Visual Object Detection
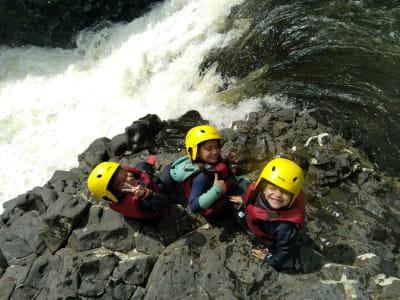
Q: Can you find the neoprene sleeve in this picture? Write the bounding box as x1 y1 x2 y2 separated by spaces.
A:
198 184 222 209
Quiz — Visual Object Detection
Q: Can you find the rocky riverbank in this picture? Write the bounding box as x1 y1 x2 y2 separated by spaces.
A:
1 109 399 299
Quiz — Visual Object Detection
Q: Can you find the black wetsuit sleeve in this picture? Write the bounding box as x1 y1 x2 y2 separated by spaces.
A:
138 192 169 211
157 164 175 195
263 222 298 269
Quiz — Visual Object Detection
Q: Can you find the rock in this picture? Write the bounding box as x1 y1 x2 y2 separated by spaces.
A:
153 110 208 153
125 114 165 153
0 0 164 48
1 109 399 299
0 211 46 266
78 137 111 174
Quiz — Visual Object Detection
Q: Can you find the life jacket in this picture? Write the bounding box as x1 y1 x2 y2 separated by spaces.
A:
108 166 164 219
109 193 165 219
170 156 231 216
244 182 306 246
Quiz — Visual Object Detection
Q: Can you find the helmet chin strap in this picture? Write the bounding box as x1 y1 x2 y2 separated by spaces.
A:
188 148 194 161
288 194 296 208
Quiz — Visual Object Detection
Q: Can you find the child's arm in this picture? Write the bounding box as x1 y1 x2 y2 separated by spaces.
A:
189 173 226 212
261 223 298 269
138 189 169 211
229 195 244 208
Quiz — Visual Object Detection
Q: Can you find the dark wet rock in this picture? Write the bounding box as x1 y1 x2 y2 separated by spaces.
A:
109 133 129 157
125 114 165 153
40 194 91 253
0 0 164 48
153 110 208 153
1 109 400 299
78 137 111 173
0 211 46 266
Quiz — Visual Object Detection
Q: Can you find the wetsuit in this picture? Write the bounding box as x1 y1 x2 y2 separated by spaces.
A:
244 182 306 268
160 156 242 219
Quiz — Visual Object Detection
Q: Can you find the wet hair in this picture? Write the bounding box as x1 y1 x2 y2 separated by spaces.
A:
248 178 268 204
107 167 127 196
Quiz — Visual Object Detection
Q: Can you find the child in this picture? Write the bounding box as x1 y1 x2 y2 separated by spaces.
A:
158 124 242 223
87 160 169 220
230 157 306 270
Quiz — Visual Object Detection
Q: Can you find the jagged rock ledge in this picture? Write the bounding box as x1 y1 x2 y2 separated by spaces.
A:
0 109 399 299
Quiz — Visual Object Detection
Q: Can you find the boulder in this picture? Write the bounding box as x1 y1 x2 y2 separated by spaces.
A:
1 109 399 299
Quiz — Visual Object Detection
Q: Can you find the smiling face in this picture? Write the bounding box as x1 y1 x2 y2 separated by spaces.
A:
197 140 220 164
262 182 293 209
110 168 127 193
125 171 138 187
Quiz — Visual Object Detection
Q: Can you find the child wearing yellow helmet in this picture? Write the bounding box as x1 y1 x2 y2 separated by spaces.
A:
229 157 306 270
158 124 243 223
87 159 169 220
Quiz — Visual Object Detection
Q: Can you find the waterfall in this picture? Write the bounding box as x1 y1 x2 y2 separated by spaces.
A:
0 0 273 210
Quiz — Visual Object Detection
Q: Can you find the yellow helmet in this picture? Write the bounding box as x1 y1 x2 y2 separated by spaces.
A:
87 161 120 203
255 157 304 206
185 125 221 161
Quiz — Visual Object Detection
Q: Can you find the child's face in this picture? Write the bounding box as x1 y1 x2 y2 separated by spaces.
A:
111 169 127 192
198 140 220 164
126 172 138 186
262 182 293 209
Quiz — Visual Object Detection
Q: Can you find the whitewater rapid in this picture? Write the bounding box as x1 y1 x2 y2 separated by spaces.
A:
0 0 278 212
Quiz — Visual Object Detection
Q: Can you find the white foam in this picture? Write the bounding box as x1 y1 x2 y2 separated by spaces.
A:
0 0 278 212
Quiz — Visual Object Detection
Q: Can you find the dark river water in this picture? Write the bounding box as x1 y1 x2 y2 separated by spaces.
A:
211 0 400 175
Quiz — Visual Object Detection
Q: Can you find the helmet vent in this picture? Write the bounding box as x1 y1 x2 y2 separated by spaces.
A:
97 174 102 178
293 177 298 182
200 129 205 133
272 166 276 171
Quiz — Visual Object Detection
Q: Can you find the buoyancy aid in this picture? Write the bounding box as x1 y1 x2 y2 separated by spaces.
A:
244 182 306 245
170 156 231 216
108 165 164 219
109 192 164 219
169 156 199 182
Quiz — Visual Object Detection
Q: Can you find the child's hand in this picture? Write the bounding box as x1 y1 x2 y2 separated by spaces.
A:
229 195 243 208
213 173 227 194
133 185 145 197
122 183 145 197
227 150 237 163
251 248 269 260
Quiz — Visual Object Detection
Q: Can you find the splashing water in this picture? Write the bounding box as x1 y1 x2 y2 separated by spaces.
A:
0 0 280 211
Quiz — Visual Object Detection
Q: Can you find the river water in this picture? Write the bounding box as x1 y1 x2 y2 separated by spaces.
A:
207 0 400 176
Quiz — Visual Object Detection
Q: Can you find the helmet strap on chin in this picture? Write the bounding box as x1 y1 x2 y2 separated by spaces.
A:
188 148 194 161
288 196 296 208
